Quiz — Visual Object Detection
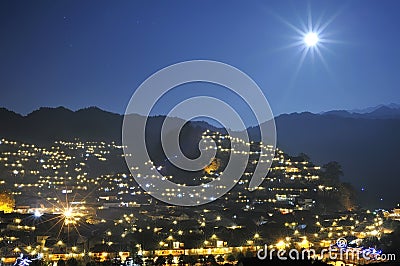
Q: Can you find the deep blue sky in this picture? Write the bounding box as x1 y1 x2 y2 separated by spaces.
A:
1 0 400 119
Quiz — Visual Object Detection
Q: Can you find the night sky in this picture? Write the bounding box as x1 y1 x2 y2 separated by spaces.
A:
1 1 400 117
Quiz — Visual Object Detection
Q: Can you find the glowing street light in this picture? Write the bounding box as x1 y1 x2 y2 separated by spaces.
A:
33 210 43 218
63 208 73 218
276 240 286 250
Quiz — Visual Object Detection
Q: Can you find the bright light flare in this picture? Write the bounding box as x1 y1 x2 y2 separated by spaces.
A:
62 207 80 225
24 191 91 240
304 32 319 47
63 208 73 218
33 210 43 218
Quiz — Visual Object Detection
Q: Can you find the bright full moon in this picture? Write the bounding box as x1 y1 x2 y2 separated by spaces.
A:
304 32 319 47
281 8 337 74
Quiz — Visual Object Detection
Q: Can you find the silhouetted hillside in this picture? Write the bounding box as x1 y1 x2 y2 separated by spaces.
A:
1 106 399 208
272 113 400 208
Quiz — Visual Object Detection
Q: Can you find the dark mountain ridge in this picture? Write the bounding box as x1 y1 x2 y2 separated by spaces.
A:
0 106 122 143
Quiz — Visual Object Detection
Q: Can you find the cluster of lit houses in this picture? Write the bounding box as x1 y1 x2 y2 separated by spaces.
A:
0 136 398 265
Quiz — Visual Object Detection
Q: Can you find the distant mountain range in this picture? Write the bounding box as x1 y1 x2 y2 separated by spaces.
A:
347 103 400 114
1 104 400 208
322 104 400 119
